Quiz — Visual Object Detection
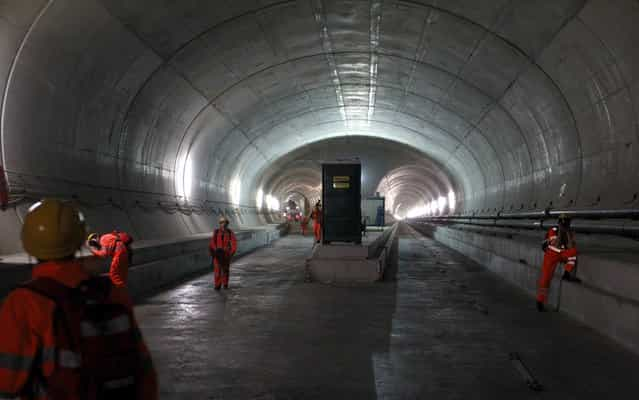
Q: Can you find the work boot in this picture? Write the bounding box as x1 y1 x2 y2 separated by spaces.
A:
223 285 229 289
214 286 221 291
562 271 582 283
536 301 545 312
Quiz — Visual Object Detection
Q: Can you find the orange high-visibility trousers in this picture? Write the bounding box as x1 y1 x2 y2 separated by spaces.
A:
313 223 321 242
214 260 230 287
537 247 577 303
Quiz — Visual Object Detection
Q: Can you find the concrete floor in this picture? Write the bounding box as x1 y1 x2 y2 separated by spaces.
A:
135 227 639 399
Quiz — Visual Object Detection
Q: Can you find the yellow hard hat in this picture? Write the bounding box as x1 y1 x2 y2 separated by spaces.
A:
21 199 86 260
87 233 99 242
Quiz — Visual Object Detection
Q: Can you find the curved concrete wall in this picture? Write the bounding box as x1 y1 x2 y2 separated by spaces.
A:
1 0 638 253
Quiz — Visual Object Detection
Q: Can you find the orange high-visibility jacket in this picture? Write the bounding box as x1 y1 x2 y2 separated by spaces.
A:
89 232 130 287
311 208 322 225
544 226 576 253
209 229 238 257
0 260 158 400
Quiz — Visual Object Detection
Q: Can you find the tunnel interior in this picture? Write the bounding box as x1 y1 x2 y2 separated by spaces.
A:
256 136 458 220
1 0 639 251
1 1 639 398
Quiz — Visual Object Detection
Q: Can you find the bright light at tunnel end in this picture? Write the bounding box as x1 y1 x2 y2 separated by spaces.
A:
403 190 456 219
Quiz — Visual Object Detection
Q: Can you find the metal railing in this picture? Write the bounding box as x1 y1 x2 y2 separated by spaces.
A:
422 208 639 221
410 208 639 238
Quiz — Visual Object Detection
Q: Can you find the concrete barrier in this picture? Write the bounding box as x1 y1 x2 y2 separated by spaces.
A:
0 224 288 299
306 223 399 284
410 223 639 355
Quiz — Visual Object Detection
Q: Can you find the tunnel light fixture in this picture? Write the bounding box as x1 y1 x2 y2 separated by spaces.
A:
176 155 194 201
438 196 447 213
448 190 456 213
429 200 439 215
230 178 241 206
256 189 264 210
265 194 280 211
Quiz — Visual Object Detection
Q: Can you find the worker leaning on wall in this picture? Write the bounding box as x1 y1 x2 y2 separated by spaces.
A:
536 214 580 312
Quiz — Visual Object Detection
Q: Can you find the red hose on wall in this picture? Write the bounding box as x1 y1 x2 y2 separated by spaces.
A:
0 165 8 210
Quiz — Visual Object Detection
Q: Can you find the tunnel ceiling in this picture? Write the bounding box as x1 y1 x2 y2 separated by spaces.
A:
1 0 639 226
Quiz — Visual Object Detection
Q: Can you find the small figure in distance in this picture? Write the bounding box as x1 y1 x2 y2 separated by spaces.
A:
209 216 238 290
311 201 323 244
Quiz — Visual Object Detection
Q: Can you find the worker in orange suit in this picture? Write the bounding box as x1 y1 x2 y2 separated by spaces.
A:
536 214 580 312
311 201 322 244
0 199 158 399
87 230 133 288
209 216 238 290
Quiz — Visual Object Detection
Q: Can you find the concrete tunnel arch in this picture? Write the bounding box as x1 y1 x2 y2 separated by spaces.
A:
0 0 638 254
251 136 460 224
